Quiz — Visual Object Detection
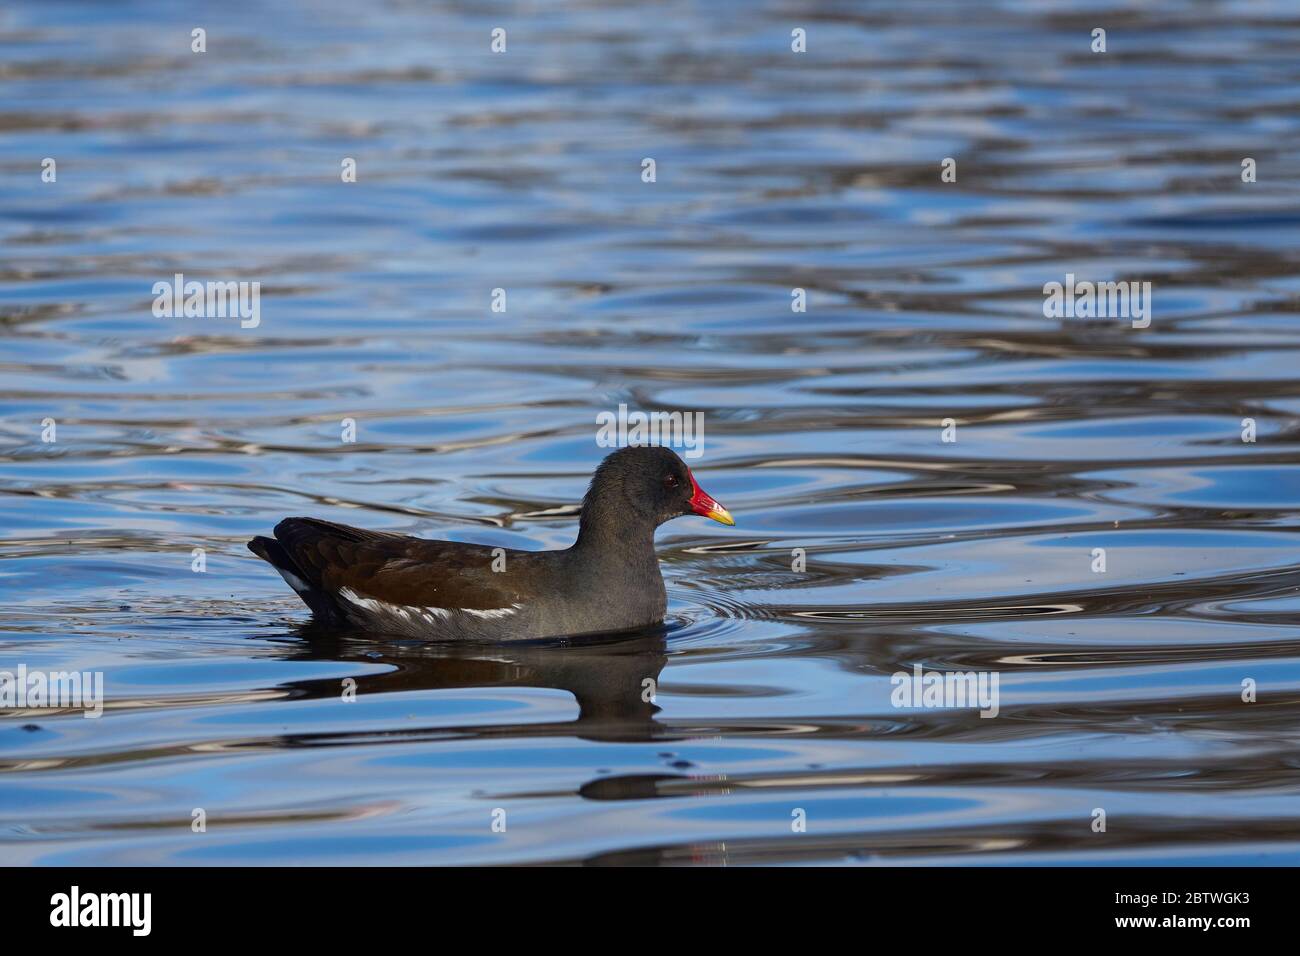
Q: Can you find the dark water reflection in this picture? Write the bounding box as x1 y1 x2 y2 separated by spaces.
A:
4 0 1300 864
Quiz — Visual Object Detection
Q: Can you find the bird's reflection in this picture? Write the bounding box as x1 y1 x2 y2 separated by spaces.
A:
282 623 669 743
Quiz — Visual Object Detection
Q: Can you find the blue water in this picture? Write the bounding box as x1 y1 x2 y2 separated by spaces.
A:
3 0 1300 865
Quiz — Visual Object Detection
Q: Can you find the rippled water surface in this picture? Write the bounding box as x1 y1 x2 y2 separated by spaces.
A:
4 0 1300 865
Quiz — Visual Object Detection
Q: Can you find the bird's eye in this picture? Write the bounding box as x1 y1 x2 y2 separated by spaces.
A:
664 474 680 489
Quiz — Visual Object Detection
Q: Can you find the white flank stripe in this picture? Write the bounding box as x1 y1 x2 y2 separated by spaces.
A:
338 587 465 622
462 604 521 620
338 587 388 613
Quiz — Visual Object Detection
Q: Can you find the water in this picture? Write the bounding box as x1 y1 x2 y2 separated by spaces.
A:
3 0 1300 865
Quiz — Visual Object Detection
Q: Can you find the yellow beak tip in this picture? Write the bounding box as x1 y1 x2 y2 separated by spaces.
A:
708 509 735 527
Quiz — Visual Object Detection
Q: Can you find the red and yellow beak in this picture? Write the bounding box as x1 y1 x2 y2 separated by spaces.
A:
687 470 735 526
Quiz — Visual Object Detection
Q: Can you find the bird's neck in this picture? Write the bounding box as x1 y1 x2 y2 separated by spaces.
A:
570 496 660 569
565 493 669 627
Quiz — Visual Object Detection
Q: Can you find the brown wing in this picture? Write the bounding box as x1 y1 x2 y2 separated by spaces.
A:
272 517 542 612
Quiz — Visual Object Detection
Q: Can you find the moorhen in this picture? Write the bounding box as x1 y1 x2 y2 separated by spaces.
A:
248 446 734 641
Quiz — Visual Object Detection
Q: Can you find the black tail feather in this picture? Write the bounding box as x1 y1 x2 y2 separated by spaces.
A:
248 532 345 623
248 534 294 569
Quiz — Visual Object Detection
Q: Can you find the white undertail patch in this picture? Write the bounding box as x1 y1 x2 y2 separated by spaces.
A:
275 567 311 593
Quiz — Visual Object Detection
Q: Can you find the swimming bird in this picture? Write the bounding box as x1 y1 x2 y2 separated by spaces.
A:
248 446 734 641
